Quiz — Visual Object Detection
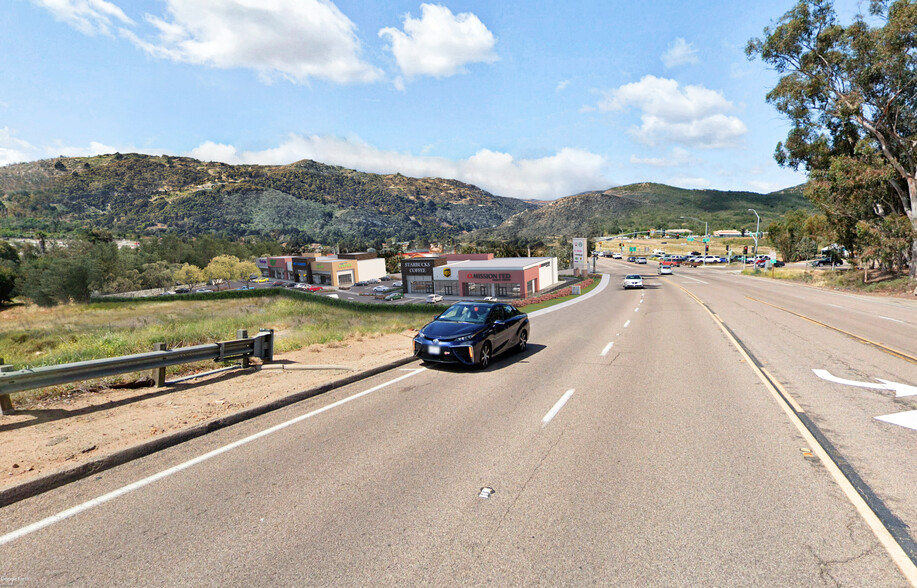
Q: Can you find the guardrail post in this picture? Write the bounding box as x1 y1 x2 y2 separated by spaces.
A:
153 343 167 387
237 330 249 369
259 329 274 363
0 359 13 414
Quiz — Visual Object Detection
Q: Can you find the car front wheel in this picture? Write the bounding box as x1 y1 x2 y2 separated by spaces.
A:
477 341 492 369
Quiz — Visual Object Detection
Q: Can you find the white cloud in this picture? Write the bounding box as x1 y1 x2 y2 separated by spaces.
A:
630 147 697 168
123 0 382 84
661 38 698 68
670 176 711 189
187 135 608 200
745 180 783 193
49 140 120 158
31 0 133 36
379 4 497 80
597 75 747 149
556 80 570 92
0 128 39 166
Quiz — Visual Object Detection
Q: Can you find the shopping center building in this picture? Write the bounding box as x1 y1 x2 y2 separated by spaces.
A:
401 254 559 299
257 252 386 286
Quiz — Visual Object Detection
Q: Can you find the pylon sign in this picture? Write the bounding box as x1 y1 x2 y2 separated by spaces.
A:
572 238 587 270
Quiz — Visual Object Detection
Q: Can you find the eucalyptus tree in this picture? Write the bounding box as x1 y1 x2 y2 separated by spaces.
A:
748 0 917 276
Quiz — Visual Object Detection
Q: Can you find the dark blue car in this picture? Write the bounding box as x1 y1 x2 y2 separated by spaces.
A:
413 301 530 369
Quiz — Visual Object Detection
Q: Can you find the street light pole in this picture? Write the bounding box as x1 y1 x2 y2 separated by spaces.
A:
748 209 760 267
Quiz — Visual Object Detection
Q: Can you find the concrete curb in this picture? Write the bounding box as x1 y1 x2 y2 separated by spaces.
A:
0 356 419 509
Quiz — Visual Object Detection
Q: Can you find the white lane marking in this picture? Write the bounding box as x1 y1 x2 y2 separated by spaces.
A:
624 320 631 328
879 316 904 324
813 369 917 397
679 275 708 284
528 274 609 319
0 368 428 547
542 389 575 426
876 410 917 431
600 342 614 357
634 307 639 313
829 304 844 309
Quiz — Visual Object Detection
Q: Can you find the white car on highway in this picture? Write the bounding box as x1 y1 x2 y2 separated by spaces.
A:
623 274 644 289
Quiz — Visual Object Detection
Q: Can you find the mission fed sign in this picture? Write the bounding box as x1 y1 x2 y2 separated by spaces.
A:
468 272 512 282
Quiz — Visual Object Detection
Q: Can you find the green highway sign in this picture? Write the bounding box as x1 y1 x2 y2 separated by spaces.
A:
686 237 694 242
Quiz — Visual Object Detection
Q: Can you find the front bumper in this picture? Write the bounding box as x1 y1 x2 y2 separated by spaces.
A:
413 338 477 366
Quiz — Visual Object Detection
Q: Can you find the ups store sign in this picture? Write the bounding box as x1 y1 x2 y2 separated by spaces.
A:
401 257 445 277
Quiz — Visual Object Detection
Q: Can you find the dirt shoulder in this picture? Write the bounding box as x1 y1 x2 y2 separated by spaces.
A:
1 331 416 493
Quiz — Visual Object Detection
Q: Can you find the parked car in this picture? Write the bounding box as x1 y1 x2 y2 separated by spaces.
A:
254 277 269 283
271 281 284 287
426 294 444 303
373 285 388 293
811 257 843 267
384 292 404 301
195 288 214 293
354 281 368 287
623 274 644 289
658 265 673 275
236 285 254 291
174 287 190 294
392 281 403 288
306 285 323 292
413 301 529 369
367 278 381 284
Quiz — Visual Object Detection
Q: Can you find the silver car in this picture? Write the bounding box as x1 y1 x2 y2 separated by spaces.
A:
623 274 644 289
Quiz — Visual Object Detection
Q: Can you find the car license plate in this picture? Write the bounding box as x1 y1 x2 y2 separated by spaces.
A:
427 345 440 355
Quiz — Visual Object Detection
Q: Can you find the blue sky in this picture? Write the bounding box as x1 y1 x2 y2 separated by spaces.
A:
0 0 869 200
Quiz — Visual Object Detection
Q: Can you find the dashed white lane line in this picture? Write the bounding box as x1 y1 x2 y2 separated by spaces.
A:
624 320 631 328
679 275 708 284
634 307 640 312
601 342 614 357
879 316 904 324
542 389 575 426
0 368 428 547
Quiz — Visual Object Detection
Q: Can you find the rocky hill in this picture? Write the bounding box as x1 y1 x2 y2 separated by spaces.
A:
470 182 812 240
0 154 536 243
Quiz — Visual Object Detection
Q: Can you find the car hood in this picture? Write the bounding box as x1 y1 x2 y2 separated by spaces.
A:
419 321 486 340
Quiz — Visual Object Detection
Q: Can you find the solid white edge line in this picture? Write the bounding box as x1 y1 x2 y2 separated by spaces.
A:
0 368 428 547
527 274 610 319
542 389 575 426
600 342 614 357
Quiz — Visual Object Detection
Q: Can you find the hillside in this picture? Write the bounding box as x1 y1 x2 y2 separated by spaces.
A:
471 182 812 240
0 154 536 243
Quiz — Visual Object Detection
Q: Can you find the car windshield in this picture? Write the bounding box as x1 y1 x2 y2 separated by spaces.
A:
436 303 492 323
626 275 641 279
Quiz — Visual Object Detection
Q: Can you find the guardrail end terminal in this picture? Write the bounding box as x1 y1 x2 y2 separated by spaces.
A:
0 393 13 415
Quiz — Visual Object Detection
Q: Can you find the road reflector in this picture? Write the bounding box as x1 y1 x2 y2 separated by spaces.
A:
479 487 495 499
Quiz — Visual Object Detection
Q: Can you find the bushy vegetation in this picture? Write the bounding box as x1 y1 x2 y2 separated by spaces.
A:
0 233 282 307
0 290 434 372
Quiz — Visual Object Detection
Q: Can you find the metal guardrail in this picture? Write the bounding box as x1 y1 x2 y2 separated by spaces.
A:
0 329 274 415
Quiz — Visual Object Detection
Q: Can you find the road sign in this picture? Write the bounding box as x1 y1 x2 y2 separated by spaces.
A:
702 237 710 243
687 237 694 242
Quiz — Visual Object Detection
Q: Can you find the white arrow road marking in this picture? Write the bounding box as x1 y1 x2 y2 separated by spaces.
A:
812 369 917 397
876 410 917 432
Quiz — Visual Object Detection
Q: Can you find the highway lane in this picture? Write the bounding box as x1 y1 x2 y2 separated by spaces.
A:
0 265 911 585
663 263 917 574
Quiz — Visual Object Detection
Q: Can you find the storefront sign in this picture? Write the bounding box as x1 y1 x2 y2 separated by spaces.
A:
573 238 587 270
469 273 512 281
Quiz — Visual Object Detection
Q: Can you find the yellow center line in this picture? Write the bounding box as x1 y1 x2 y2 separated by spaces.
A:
745 296 917 365
675 282 917 585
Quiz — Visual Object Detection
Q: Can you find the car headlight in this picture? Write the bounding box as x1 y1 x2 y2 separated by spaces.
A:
454 333 477 343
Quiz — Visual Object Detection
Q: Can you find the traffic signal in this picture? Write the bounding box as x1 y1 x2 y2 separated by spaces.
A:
704 244 709 254
743 245 748 255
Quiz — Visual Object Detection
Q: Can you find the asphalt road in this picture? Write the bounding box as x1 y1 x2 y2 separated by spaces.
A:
2 260 916 586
